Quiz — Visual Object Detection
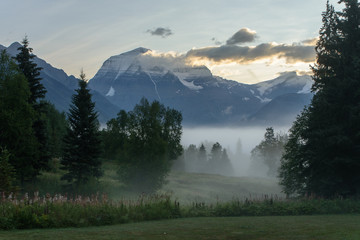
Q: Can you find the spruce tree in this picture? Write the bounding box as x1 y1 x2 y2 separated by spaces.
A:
280 1 360 197
198 144 207 166
15 37 50 173
0 50 38 184
61 71 102 186
15 36 46 104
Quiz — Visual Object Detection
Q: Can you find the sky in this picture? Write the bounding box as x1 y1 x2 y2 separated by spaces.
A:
1 0 341 84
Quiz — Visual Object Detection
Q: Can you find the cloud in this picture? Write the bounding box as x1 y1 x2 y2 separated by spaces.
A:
146 27 173 38
301 38 318 46
211 37 222 45
226 28 257 45
138 50 188 71
186 42 316 64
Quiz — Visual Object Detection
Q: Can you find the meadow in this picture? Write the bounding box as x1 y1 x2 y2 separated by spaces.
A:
1 160 360 231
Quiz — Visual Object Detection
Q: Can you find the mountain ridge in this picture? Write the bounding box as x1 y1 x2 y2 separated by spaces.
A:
89 47 313 126
1 42 313 126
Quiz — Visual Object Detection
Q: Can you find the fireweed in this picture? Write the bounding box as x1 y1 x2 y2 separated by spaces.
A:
0 192 359 230
0 192 180 229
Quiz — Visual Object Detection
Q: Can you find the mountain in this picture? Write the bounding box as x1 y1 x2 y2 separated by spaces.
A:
0 43 313 126
1 42 119 123
89 48 313 126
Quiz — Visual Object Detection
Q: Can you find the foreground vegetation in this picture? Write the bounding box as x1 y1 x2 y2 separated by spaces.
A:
0 190 360 230
1 215 360 240
1 162 355 230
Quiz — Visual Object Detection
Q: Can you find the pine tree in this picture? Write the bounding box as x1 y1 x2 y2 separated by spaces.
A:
61 71 102 186
280 1 360 197
0 50 38 184
15 36 46 104
15 37 50 173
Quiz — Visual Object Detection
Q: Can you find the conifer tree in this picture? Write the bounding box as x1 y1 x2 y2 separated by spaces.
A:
15 36 46 104
0 148 18 194
0 50 38 184
14 37 50 172
198 144 207 165
61 71 102 186
280 0 360 197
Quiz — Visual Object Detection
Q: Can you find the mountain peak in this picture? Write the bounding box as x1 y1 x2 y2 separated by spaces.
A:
9 42 22 49
123 47 150 55
3 42 22 55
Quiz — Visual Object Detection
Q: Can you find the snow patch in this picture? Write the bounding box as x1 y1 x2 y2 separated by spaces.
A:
255 96 272 103
297 79 313 94
146 73 161 101
175 73 203 90
106 86 115 97
222 106 233 115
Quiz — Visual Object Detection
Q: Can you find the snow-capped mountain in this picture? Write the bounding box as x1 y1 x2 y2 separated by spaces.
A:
89 48 313 126
1 42 313 126
0 42 119 122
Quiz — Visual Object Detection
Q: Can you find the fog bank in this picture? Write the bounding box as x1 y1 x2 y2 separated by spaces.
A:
181 126 290 177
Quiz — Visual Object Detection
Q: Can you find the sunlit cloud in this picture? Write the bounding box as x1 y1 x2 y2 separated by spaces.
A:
146 27 173 38
186 42 316 65
301 37 318 46
226 28 257 45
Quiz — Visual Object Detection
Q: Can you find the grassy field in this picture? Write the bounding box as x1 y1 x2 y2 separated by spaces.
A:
1 215 359 240
161 171 284 203
31 160 284 203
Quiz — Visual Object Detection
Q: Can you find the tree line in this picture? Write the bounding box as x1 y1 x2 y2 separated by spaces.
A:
174 142 234 176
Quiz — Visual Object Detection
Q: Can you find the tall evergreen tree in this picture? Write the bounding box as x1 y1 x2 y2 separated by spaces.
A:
0 50 38 184
14 37 50 173
280 1 360 197
61 71 102 186
15 36 46 104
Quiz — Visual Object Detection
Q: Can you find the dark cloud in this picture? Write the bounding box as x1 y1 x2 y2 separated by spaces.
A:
211 37 222 45
226 28 257 45
186 42 316 64
146 27 173 38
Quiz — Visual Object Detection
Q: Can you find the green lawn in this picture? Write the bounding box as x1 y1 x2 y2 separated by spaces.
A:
1 215 359 240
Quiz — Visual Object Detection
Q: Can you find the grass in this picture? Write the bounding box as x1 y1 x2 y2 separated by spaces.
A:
161 171 284 203
29 160 284 203
1 215 359 240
